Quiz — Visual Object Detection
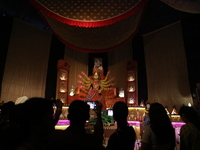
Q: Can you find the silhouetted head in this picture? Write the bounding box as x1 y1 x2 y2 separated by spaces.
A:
149 103 175 144
18 97 55 137
149 102 169 124
179 106 196 121
68 100 90 125
113 101 128 122
22 97 54 122
179 106 200 129
0 101 15 114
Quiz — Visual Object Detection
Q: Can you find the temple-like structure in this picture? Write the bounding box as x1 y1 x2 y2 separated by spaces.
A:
56 58 140 109
56 58 127 110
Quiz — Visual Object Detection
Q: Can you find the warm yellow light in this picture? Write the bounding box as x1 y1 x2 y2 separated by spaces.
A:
128 71 135 81
118 88 124 97
60 76 66 80
171 115 180 117
128 107 145 110
69 85 75 96
62 106 69 109
69 92 74 96
128 96 134 104
60 88 66 93
55 125 69 130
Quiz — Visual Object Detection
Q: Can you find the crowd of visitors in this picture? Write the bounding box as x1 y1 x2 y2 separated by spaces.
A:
0 98 200 150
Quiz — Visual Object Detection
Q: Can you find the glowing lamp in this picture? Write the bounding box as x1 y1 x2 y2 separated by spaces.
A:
118 88 125 97
69 85 75 96
128 96 134 104
128 72 135 81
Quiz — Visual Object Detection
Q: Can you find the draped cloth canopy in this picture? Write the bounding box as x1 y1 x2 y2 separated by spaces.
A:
29 0 200 52
161 0 200 14
29 0 148 52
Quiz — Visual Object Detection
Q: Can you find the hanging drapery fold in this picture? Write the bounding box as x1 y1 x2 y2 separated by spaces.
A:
160 0 200 14
29 0 148 28
1 18 51 103
143 21 193 112
29 0 148 52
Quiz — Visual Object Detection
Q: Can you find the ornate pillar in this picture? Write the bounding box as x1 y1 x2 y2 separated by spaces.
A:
56 59 69 106
126 60 138 106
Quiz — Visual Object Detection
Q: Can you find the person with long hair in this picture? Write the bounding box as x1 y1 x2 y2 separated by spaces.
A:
141 102 175 150
179 106 200 150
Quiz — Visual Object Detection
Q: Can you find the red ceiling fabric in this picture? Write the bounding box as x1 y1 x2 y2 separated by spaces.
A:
29 0 148 52
29 0 148 27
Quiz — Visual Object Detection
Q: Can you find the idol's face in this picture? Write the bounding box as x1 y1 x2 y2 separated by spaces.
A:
93 74 99 80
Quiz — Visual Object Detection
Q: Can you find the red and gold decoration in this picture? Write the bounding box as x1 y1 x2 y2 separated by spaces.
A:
68 58 125 109
56 59 69 106
126 60 138 106
29 0 148 52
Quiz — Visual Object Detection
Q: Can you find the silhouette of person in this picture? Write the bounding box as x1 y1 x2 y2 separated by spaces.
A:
141 102 175 150
0 97 62 150
50 100 104 150
0 101 15 130
179 106 200 150
0 102 21 150
106 101 136 150
16 98 62 150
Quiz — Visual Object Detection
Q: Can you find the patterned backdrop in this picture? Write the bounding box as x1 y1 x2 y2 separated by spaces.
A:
29 0 148 52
